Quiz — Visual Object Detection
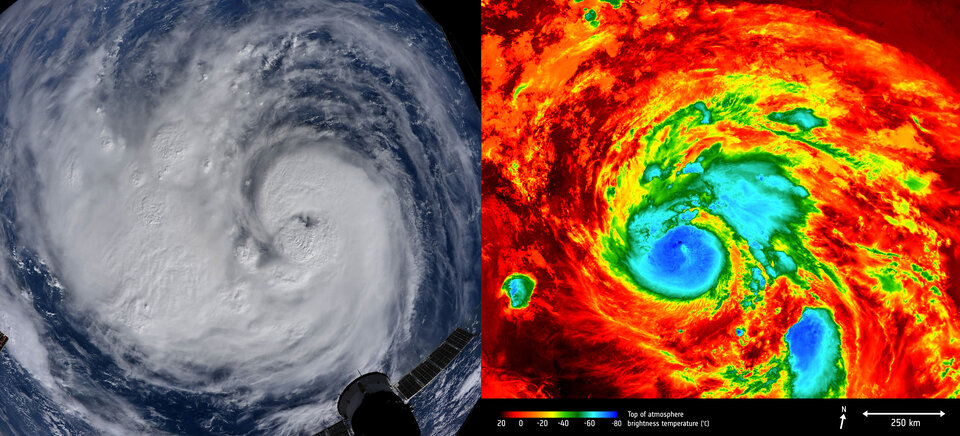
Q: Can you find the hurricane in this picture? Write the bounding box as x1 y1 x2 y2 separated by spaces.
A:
482 0 960 399
0 0 479 434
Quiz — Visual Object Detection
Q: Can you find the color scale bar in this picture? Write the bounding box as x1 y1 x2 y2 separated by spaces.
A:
502 411 618 419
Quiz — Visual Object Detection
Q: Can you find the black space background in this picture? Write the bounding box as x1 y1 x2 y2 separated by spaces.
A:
417 0 480 108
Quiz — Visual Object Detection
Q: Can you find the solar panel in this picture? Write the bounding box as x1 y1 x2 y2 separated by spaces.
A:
311 328 477 434
396 374 424 400
445 328 474 350
394 326 476 400
411 360 441 385
315 419 351 436
0 331 7 353
427 343 460 368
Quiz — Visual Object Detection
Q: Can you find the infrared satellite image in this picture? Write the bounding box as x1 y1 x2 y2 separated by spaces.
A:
0 0 479 434
481 0 960 399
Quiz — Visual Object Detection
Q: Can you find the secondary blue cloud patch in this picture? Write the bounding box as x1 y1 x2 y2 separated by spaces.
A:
784 307 845 398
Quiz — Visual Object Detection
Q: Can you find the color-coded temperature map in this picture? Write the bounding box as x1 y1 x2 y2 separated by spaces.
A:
481 0 960 398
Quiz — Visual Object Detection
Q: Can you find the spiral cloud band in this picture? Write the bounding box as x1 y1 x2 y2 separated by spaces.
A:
482 0 960 399
0 0 479 434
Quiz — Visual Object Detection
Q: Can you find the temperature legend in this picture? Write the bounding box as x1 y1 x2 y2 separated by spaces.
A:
501 411 618 419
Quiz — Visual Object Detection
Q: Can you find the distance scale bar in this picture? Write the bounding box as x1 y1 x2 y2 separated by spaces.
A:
863 411 946 417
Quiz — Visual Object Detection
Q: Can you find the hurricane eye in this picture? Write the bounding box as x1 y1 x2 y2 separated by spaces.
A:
0 1 479 433
482 0 960 400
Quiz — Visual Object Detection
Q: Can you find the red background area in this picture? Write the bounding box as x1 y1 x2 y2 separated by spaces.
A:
722 0 960 89
481 0 960 399
747 0 960 310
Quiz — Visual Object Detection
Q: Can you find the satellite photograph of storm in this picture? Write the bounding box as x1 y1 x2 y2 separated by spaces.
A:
482 0 960 399
0 0 479 434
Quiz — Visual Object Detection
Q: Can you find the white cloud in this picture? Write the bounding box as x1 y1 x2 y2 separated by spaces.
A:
0 0 478 434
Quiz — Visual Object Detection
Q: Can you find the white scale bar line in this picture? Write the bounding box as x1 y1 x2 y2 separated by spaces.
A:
864 412 944 416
